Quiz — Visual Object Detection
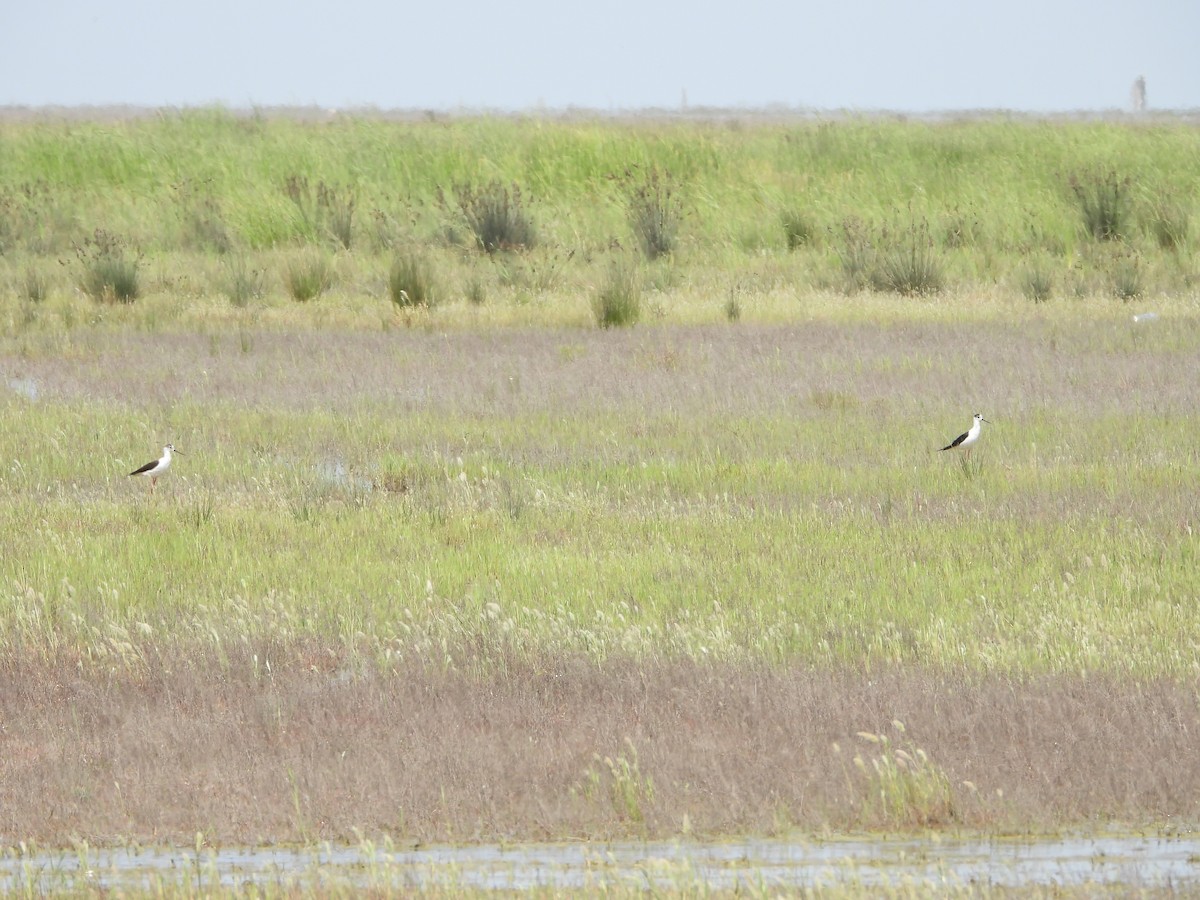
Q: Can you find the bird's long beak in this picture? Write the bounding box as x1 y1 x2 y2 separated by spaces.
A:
980 418 991 424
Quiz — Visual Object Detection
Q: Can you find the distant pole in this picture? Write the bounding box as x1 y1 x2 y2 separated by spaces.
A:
1131 75 1146 113
681 88 688 112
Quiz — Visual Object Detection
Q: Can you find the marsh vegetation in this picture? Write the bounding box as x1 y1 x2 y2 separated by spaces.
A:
0 111 1198 868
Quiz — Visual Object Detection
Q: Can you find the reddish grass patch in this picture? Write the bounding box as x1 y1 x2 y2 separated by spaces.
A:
1 646 1197 845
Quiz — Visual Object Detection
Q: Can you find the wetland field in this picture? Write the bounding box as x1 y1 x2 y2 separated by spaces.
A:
1 108 1199 895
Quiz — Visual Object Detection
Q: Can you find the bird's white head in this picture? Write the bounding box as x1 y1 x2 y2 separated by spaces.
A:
974 413 990 425
164 443 181 455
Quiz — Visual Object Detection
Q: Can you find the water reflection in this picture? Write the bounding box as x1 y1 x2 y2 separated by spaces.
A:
4 833 1199 892
6 377 39 401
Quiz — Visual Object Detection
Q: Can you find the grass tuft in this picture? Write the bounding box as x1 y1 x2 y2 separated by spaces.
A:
1069 168 1132 241
220 254 265 307
19 266 49 304
578 739 656 827
836 215 943 295
724 288 742 322
626 167 683 260
872 215 944 295
445 180 536 254
466 276 487 306
592 257 642 327
388 252 437 307
780 208 816 250
1110 248 1144 300
1018 260 1054 302
846 723 957 828
283 251 334 301
75 229 140 303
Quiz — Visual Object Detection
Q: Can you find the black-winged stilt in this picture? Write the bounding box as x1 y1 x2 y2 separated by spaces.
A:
939 414 989 459
129 444 180 492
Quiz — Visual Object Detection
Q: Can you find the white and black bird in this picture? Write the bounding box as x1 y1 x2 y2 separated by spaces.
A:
938 414 989 459
129 444 180 492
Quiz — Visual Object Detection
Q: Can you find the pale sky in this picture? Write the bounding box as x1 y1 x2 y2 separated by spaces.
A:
2 0 1197 112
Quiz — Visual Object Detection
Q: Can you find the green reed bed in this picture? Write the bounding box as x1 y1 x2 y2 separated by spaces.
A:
1 112 1197 319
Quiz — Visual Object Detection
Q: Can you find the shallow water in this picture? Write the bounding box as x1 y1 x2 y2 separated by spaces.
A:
5 376 39 401
315 457 373 492
4 833 1200 892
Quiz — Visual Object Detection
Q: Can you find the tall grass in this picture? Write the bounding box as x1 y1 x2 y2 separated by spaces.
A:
19 266 50 303
446 180 536 253
1146 195 1190 251
220 253 265 307
75 229 140 302
591 257 642 327
174 178 233 253
577 739 656 827
845 723 957 827
626 166 683 260
0 113 1195 303
1018 259 1054 302
283 251 334 300
284 175 357 248
388 252 437 306
780 208 816 250
871 214 943 295
1108 247 1144 300
835 214 943 295
835 217 875 292
1068 168 1131 241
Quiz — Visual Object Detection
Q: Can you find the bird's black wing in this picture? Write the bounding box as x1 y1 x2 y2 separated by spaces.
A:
939 431 968 451
129 460 157 476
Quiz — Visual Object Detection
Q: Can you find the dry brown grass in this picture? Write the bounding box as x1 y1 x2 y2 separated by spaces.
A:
2 646 1198 845
7 315 1200 418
